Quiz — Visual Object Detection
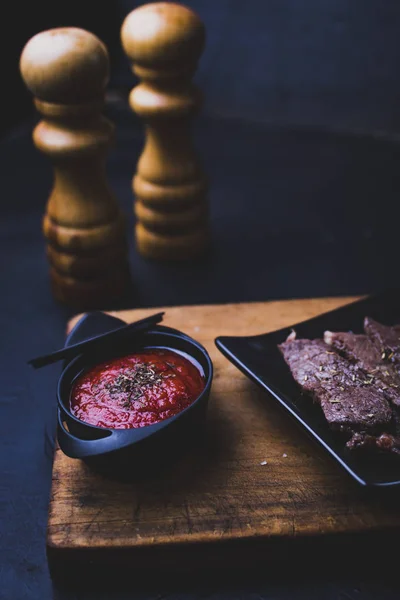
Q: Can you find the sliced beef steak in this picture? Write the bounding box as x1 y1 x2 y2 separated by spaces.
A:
278 337 392 435
347 431 400 456
364 317 400 368
323 330 400 407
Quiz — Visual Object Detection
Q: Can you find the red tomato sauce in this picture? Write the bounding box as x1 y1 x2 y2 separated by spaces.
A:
70 348 205 429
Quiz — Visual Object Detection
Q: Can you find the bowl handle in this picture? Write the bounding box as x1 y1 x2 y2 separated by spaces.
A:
57 409 155 458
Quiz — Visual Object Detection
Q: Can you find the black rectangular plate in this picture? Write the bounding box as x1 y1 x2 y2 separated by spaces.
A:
215 289 400 488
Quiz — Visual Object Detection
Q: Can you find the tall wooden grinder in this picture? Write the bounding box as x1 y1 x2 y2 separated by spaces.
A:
20 27 130 309
121 2 210 261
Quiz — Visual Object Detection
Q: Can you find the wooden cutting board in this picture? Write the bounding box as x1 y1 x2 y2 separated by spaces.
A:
47 297 400 584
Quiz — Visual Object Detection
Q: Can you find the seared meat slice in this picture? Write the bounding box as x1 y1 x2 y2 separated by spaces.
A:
324 330 380 371
323 330 400 407
364 317 400 368
347 431 400 456
278 337 392 435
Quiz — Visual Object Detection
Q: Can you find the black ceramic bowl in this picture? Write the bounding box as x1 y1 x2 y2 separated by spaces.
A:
57 312 213 476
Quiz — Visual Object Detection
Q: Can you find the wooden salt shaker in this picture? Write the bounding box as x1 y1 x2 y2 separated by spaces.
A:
121 2 209 260
20 27 130 309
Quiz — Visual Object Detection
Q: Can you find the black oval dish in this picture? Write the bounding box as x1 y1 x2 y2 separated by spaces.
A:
57 311 213 478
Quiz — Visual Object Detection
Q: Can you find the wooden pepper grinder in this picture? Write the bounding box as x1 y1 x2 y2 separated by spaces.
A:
20 27 130 309
121 2 209 260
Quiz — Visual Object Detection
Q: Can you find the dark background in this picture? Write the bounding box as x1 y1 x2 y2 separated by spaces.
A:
2 1 400 599
6 1 400 135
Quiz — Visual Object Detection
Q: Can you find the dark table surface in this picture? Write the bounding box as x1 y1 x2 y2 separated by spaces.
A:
2 101 400 599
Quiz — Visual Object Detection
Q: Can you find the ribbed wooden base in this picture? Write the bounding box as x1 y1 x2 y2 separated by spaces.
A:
49 264 131 310
135 223 209 260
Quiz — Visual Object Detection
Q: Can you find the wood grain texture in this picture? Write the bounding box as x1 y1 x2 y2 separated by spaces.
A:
48 296 400 580
121 3 209 260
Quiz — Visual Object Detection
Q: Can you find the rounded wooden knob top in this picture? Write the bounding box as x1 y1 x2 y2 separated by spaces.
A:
20 27 109 104
121 2 205 75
